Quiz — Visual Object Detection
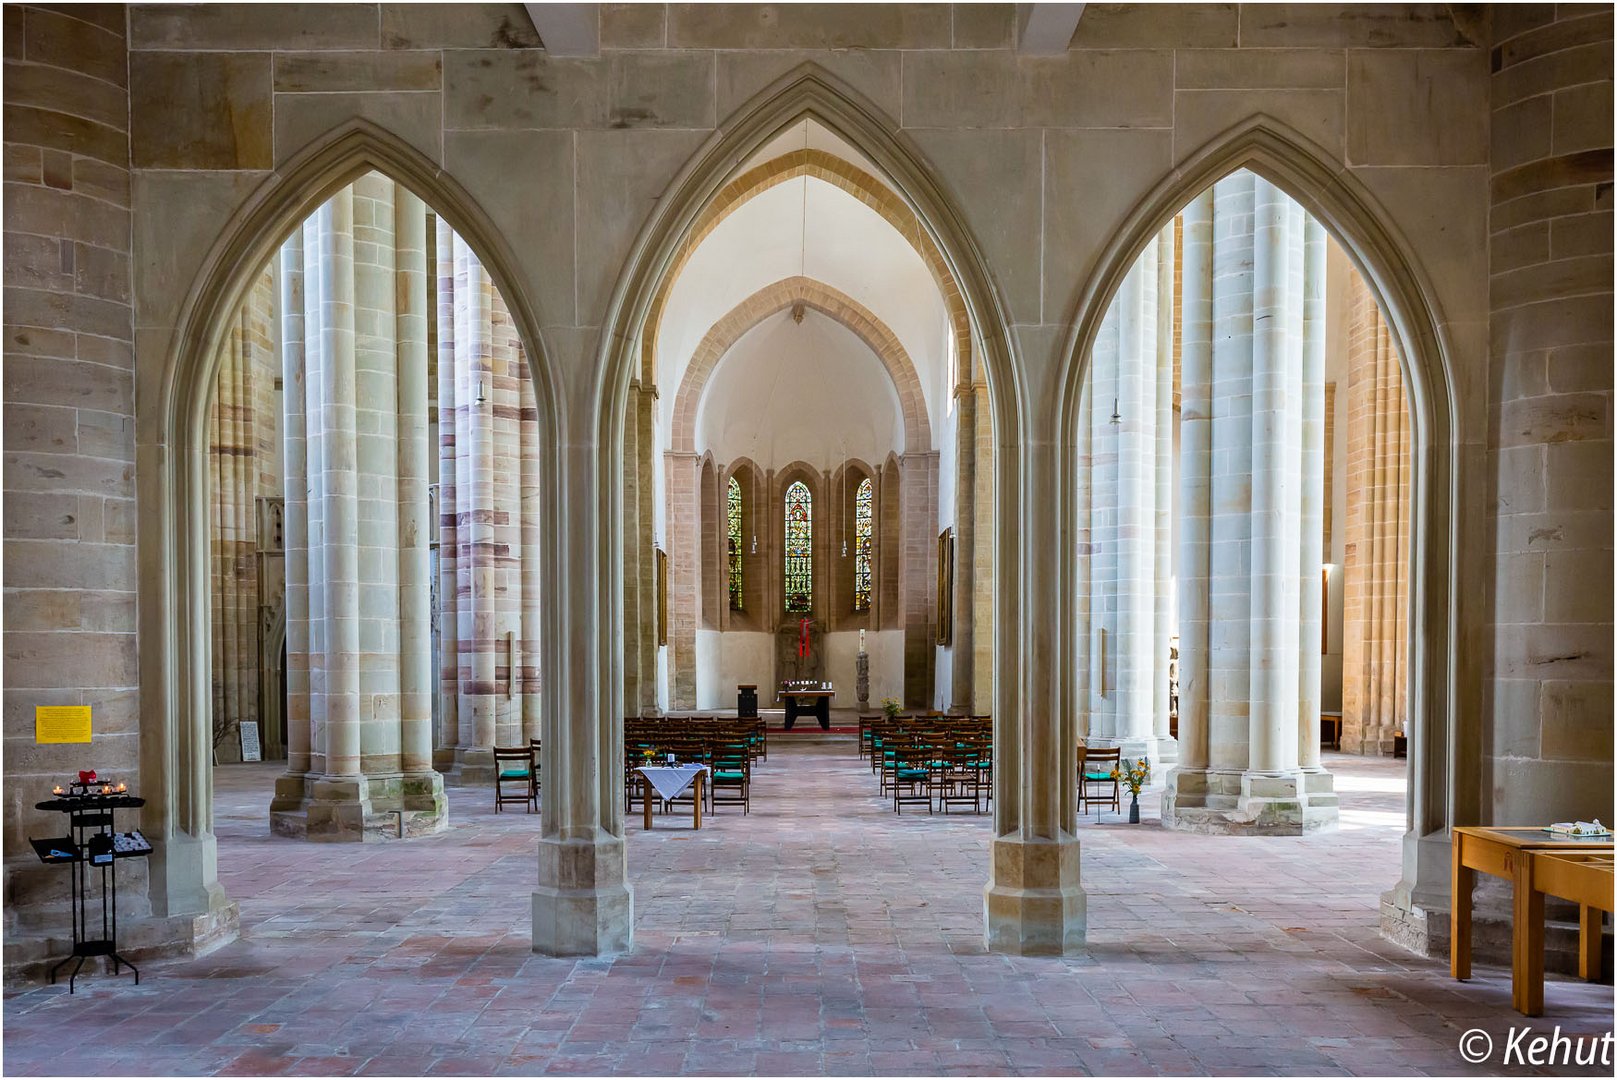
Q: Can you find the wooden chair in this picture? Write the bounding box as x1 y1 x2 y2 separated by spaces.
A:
892 738 934 814
494 745 537 813
528 738 542 803
1078 746 1121 816
938 737 984 814
709 738 750 814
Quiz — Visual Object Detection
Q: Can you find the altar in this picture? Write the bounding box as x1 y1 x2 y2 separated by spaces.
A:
780 682 834 730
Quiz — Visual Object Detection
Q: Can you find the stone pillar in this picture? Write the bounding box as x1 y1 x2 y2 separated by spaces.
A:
433 222 542 780
985 419 1084 954
949 386 977 713
664 450 701 708
207 265 276 763
270 175 447 840
1341 269 1411 756
970 385 995 715
621 382 660 716
1163 172 1338 835
395 187 438 787
1076 223 1177 767
900 450 939 708
533 433 632 956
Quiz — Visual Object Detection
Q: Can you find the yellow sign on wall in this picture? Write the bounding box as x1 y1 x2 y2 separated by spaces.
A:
35 705 91 744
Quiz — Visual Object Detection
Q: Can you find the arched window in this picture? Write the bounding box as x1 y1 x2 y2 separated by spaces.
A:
727 475 743 611
854 477 873 611
784 481 813 613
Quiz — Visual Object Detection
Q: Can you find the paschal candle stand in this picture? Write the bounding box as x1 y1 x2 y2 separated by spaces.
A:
31 782 150 993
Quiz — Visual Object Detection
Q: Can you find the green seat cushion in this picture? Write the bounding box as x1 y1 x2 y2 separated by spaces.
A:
498 768 531 780
1083 772 1115 781
713 769 745 780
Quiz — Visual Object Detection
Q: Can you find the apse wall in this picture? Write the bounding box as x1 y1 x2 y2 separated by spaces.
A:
695 311 903 470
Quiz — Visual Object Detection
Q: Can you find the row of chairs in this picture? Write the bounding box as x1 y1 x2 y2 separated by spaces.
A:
624 717 765 817
860 716 993 815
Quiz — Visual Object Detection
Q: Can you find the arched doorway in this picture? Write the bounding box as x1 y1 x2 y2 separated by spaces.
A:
136 121 560 931
1056 119 1468 947
591 68 1092 955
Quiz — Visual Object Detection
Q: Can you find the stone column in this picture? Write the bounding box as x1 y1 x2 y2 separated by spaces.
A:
1162 171 1338 835
985 414 1084 954
1076 224 1177 767
207 265 276 763
533 429 632 956
970 385 995 714
1341 269 1411 755
949 386 977 713
395 187 438 789
434 222 542 778
621 382 660 716
277 235 312 789
900 450 939 707
664 449 702 708
270 175 447 840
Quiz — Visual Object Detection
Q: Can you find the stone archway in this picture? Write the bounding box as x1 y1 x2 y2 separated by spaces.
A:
1055 116 1469 951
137 119 561 944
641 146 976 387
590 67 1071 955
669 277 932 455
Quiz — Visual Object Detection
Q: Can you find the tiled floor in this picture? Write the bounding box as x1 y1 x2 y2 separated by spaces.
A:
4 743 1611 1076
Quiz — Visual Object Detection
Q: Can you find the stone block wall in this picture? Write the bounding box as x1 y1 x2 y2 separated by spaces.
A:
1486 3 1614 823
5 1 1606 967
2 4 143 950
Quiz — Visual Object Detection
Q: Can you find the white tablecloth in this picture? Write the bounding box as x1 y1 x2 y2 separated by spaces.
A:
637 764 708 803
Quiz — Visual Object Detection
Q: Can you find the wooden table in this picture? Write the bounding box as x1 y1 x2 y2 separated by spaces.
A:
780 686 833 730
1319 711 1342 750
639 768 705 830
1530 850 1614 987
1450 826 1614 1016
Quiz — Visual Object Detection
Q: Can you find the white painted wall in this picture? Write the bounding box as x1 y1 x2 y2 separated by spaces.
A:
655 177 948 437
696 310 903 468
693 628 904 711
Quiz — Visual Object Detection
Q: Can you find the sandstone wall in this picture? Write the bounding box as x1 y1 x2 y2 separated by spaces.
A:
6 2 1606 968
3 4 141 950
1486 3 1614 823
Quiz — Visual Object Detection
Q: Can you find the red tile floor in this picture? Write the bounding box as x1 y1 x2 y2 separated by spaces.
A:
4 742 1611 1076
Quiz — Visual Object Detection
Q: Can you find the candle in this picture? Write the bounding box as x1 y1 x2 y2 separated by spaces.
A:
859 629 866 652
52 785 63 795
116 782 127 793
101 784 112 795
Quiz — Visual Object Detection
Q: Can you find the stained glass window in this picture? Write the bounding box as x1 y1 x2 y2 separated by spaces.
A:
727 476 743 611
854 477 873 611
784 481 812 613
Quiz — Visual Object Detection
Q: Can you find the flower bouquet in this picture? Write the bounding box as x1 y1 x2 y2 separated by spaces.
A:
1110 758 1151 823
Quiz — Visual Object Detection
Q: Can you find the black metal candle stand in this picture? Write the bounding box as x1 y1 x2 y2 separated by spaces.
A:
31 788 150 993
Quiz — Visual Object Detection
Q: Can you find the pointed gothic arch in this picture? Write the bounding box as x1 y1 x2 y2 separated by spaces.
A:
1054 114 1470 927
137 118 562 927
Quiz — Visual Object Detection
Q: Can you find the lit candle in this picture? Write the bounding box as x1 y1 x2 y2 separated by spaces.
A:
52 785 63 795
101 784 112 795
116 782 127 793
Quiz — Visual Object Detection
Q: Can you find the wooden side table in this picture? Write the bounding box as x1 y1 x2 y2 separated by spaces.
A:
1530 851 1614 987
1451 826 1614 1016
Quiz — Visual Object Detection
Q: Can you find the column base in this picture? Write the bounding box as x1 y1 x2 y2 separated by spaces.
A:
270 770 448 841
1161 766 1339 834
533 833 633 956
1084 734 1179 770
983 833 1086 955
434 746 497 786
